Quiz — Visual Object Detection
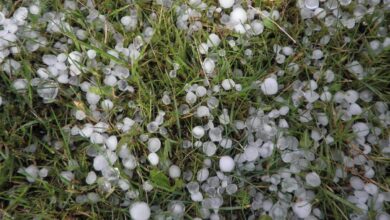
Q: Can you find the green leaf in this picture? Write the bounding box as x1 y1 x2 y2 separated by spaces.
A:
263 18 276 31
258 215 272 220
89 86 113 96
300 130 312 149
149 169 172 191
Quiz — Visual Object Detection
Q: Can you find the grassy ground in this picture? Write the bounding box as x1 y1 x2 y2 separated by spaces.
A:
0 0 389 219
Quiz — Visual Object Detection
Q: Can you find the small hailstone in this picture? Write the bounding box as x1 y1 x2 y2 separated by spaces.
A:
219 0 234 9
87 49 96 59
209 127 222 142
169 165 181 179
86 171 97 184
147 121 159 133
75 110 86 120
25 165 39 182
105 136 118 151
305 172 321 187
230 7 247 25
13 79 28 92
305 0 319 9
312 49 323 60
244 146 259 162
202 58 215 74
196 86 207 97
350 176 364 190
197 168 209 182
292 201 312 218
219 156 235 172
202 141 217 156
86 92 100 105
93 155 109 171
121 16 133 26
80 125 94 138
101 99 114 111
197 106 210 118
282 46 294 56
192 126 205 139
29 4 40 15
39 168 49 178
186 91 197 105
147 137 161 153
147 153 159 166
221 79 235 91
129 202 151 220
352 122 370 137
261 78 278 95
199 43 209 54
207 34 221 47
364 183 378 195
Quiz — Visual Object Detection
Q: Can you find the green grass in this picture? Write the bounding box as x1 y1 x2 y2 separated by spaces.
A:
0 0 390 219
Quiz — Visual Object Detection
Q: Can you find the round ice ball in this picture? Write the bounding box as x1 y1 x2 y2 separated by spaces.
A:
219 156 235 172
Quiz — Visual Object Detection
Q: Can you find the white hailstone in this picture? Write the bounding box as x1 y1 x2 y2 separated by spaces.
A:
230 7 247 25
344 90 359 103
364 183 378 195
207 34 221 47
25 165 39 182
93 155 109 171
29 4 40 15
169 165 181 179
219 156 235 172
86 171 97 184
219 0 234 9
80 125 94 138
147 121 159 133
199 43 209 54
13 79 28 92
350 176 364 190
202 58 215 74
352 122 370 137
195 86 207 97
244 146 259 162
346 61 365 79
192 126 205 139
147 153 159 166
14 7 28 21
209 127 222 142
186 91 197 105
129 202 151 220
74 110 86 120
275 54 286 64
261 78 278 95
250 20 264 35
148 137 161 152
348 103 362 115
197 168 209 182
60 171 74 182
220 138 232 149
312 49 323 60
101 99 114 111
191 191 204 201
121 16 132 26
234 24 246 34
197 106 210 118
90 132 104 144
221 79 236 91
104 75 117 86
123 155 137 169
39 168 49 178
304 90 319 103
87 50 97 59
86 92 100 105
282 46 294 56
292 201 312 218
305 172 321 187
305 0 319 9
202 141 217 156
105 136 118 151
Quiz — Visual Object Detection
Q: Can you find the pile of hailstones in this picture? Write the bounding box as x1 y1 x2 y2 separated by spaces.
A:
1 0 390 219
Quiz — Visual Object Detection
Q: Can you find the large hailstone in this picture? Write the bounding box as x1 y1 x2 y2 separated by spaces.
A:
202 58 215 74
230 7 247 25
260 78 278 95
219 156 235 172
292 201 312 218
129 202 151 220
219 0 234 9
93 155 109 171
305 172 321 187
192 126 205 139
